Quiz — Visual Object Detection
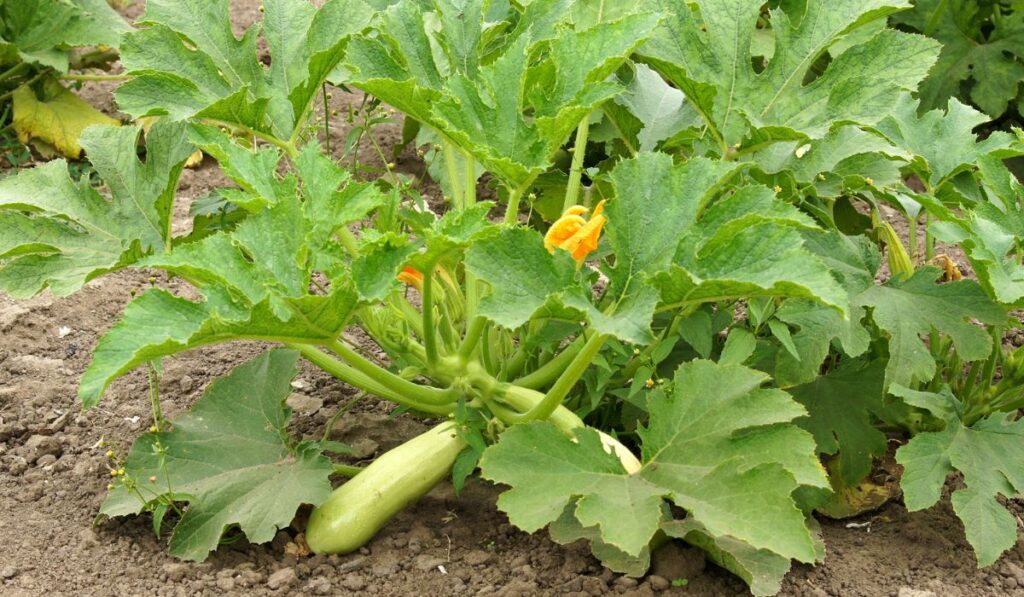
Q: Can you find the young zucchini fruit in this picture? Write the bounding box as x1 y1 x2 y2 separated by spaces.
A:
305 421 466 554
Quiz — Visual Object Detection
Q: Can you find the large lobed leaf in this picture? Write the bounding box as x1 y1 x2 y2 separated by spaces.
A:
468 152 848 345
854 267 1006 388
101 349 334 561
638 0 940 146
116 0 373 137
0 0 130 71
76 128 376 406
789 359 890 485
870 93 1022 187
896 386 1024 567
481 360 827 586
346 0 660 188
893 0 1024 119
0 122 194 298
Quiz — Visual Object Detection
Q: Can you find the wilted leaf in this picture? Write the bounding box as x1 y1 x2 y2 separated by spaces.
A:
12 78 120 158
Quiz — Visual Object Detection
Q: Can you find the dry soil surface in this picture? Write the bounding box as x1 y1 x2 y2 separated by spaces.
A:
2 1 1024 596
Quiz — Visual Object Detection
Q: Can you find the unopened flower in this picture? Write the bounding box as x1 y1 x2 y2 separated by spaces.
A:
544 200 607 265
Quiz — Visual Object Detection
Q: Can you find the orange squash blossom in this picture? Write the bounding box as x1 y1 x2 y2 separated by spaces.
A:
544 200 607 265
397 266 424 290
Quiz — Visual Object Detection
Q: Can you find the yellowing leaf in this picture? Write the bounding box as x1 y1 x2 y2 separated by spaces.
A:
12 77 120 158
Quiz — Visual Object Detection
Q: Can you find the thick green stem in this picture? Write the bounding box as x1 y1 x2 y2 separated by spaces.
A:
508 333 607 423
327 339 453 405
322 84 332 154
908 215 919 264
393 297 425 338
513 334 587 390
503 176 539 225
0 70 49 101
444 142 464 209
202 118 298 159
464 150 477 208
925 213 935 261
496 384 585 434
981 326 1003 389
335 227 359 257
332 464 364 477
148 364 165 431
292 344 454 415
422 269 439 366
563 113 591 212
493 383 641 473
463 151 480 324
0 62 29 84
504 185 525 225
923 0 950 35
458 316 488 362
60 73 132 82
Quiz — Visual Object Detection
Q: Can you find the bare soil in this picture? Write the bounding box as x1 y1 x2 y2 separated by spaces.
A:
2 2 1024 595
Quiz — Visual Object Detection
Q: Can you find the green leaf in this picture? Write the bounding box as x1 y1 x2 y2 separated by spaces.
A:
187 125 289 208
720 328 756 366
893 0 1024 118
465 227 586 330
802 230 881 295
613 63 699 152
353 235 418 302
928 207 1024 307
871 94 1022 186
0 0 129 71
639 0 940 145
655 221 847 313
753 125 910 195
0 122 194 298
605 153 740 278
294 141 387 252
789 359 888 485
549 506 652 577
663 519 792 597
347 1 659 187
100 349 334 561
772 299 869 387
854 267 1006 388
897 401 1024 566
481 360 826 565
482 422 665 556
117 0 372 136
408 201 497 271
79 283 358 407
601 154 741 343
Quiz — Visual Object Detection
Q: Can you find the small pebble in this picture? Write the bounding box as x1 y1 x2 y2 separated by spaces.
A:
267 567 297 590
648 575 670 592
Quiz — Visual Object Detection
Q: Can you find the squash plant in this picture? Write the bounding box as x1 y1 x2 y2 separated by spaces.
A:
2 1 1024 595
